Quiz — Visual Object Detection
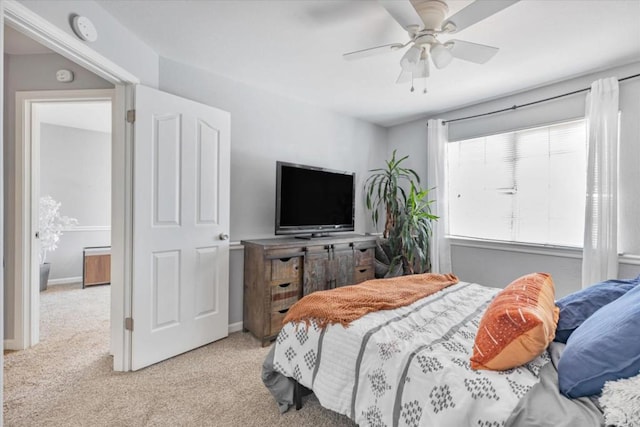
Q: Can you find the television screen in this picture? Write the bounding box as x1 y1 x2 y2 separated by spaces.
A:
276 161 355 236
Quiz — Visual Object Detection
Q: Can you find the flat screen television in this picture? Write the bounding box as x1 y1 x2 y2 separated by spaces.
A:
275 161 355 237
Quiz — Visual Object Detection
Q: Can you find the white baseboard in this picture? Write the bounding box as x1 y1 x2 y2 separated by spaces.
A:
48 276 83 286
4 338 22 351
228 321 244 334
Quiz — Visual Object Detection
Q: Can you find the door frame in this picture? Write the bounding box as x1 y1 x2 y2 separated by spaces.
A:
14 89 115 349
3 0 139 371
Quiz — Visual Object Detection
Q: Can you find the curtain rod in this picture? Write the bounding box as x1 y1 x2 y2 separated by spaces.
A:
432 73 640 126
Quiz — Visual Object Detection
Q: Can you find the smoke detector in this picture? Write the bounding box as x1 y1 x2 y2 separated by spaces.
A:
71 15 98 42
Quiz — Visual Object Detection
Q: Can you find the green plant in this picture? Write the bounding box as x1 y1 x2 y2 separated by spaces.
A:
388 184 438 274
365 150 438 276
364 149 420 238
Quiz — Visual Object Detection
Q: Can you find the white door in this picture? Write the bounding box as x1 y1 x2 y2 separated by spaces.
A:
131 85 230 370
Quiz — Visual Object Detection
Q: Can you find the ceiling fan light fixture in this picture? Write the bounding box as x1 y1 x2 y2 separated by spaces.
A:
430 42 453 69
400 46 423 72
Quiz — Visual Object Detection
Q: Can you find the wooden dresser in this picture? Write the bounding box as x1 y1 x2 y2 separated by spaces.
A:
82 246 111 288
242 234 377 346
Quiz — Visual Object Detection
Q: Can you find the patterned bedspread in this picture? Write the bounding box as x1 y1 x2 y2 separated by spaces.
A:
273 282 551 427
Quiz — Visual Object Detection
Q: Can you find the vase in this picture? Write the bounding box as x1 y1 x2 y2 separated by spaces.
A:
40 262 51 291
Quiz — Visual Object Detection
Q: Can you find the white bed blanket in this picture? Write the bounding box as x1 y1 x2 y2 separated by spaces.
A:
273 282 551 427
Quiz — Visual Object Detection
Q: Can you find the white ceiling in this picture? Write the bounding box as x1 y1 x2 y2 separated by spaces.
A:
95 1 640 127
36 102 112 134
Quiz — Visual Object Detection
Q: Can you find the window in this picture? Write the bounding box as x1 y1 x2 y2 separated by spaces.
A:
447 119 586 247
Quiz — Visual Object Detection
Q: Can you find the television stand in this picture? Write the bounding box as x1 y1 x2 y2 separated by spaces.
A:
294 232 331 240
241 234 377 346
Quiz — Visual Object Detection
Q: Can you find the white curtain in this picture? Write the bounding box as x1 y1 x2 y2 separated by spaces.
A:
582 77 619 288
427 119 452 273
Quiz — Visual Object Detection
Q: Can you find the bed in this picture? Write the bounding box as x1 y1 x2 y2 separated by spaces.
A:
263 280 605 426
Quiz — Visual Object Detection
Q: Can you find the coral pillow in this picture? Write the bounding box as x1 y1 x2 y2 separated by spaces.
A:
470 273 559 371
554 275 639 343
558 284 640 398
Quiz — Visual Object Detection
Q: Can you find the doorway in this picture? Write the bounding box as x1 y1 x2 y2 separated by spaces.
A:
2 7 135 371
3 1 231 376
34 98 113 347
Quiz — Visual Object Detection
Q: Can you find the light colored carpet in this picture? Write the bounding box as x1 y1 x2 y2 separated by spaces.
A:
4 283 355 426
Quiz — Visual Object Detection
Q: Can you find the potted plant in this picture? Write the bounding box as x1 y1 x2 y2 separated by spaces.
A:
387 184 438 274
365 149 420 238
364 151 437 276
39 195 78 291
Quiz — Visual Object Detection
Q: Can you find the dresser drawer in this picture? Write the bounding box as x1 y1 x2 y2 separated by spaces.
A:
271 308 291 335
271 281 300 312
269 256 302 281
354 265 374 283
354 247 374 267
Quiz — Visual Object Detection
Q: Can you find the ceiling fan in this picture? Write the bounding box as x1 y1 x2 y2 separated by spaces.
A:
343 0 520 92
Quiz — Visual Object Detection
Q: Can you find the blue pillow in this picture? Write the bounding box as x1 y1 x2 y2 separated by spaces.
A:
554 275 640 343
558 283 640 398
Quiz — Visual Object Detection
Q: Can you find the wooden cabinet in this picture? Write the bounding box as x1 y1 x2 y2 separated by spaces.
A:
242 234 376 346
83 246 111 288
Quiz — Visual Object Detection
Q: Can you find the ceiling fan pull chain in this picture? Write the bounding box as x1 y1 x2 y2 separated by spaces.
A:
423 78 427 94
410 75 415 92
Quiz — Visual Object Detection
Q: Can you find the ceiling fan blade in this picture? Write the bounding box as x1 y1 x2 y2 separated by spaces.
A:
379 0 423 31
443 0 520 33
343 43 406 61
448 39 499 64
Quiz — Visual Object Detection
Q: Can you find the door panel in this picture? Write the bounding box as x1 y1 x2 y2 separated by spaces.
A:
303 247 330 295
131 85 230 370
334 245 354 288
196 121 220 224
195 246 220 317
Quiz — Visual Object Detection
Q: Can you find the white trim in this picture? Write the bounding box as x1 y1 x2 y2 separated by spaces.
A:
47 276 83 286
450 237 640 266
3 339 19 351
3 1 139 85
14 90 116 351
1 8 4 421
449 236 583 259
619 254 640 266
228 322 244 334
110 84 135 372
63 225 111 232
230 241 244 250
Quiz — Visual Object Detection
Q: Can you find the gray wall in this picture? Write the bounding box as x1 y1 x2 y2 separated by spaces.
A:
159 57 389 324
3 52 113 338
40 123 111 281
387 61 640 297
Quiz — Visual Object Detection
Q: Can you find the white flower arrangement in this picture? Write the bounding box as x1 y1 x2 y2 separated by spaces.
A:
39 195 78 264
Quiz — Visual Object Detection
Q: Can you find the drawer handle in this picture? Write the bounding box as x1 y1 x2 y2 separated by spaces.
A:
279 257 291 262
359 269 367 273
278 308 289 314
359 248 368 253
278 283 291 288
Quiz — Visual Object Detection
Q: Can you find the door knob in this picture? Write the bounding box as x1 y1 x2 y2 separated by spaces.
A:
219 233 229 241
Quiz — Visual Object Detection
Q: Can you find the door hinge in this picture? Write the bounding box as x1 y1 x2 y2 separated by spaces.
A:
125 317 134 331
126 109 136 123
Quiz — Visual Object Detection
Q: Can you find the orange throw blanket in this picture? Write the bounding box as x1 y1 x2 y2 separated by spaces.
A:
283 273 459 329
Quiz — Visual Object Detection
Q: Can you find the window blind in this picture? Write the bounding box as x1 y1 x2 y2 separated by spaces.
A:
447 119 587 247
